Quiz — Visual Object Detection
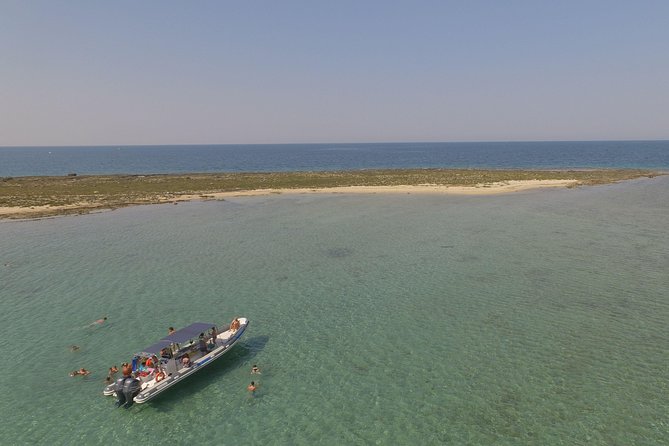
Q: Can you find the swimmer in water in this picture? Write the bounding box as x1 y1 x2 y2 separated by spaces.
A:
105 366 119 383
88 317 107 327
251 365 261 374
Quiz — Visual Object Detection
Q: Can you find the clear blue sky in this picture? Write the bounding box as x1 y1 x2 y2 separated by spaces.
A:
2 0 668 145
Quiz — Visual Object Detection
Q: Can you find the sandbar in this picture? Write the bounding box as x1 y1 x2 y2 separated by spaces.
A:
1 169 661 220
0 179 594 220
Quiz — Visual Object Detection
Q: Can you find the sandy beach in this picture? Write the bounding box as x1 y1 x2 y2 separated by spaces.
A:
0 179 578 219
210 179 580 196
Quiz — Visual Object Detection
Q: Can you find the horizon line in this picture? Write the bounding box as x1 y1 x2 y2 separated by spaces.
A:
2 138 669 149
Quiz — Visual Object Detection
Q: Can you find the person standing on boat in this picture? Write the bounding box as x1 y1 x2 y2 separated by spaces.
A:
198 333 209 355
209 326 218 346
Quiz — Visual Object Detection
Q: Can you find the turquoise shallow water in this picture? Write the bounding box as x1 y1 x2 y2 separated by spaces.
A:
1 177 668 445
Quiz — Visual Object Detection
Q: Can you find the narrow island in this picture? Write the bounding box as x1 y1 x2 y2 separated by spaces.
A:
0 168 661 220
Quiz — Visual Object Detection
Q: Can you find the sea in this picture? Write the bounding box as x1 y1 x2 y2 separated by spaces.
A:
1 140 669 177
1 141 668 445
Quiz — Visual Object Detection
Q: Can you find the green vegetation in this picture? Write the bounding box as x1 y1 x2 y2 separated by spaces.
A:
0 169 660 219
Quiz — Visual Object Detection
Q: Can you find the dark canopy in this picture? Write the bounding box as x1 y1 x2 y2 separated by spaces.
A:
135 322 216 356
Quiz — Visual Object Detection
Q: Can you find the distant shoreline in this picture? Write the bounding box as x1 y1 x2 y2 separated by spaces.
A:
0 169 661 220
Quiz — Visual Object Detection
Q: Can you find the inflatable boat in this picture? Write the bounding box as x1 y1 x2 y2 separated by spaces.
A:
103 318 248 407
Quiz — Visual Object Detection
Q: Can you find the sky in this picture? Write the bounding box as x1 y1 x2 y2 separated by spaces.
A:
1 0 668 146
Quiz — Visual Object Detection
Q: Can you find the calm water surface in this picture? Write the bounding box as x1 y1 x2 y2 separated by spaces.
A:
1 177 668 445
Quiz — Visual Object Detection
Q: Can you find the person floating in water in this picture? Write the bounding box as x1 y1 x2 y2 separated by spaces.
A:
69 345 80 352
247 381 257 394
105 366 119 384
168 327 175 335
70 368 91 377
88 317 107 327
251 365 261 374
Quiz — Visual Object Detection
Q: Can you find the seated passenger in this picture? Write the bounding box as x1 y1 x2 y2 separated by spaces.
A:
146 356 157 368
155 369 166 382
230 318 241 332
181 354 191 368
160 348 172 359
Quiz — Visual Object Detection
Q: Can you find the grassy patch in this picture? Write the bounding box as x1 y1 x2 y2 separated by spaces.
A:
0 168 660 218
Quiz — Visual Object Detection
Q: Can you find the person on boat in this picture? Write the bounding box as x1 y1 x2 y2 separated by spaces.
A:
251 365 261 374
181 353 191 368
230 318 241 332
209 326 218 346
160 347 172 359
121 362 132 377
247 381 257 393
198 333 209 355
145 355 158 368
155 368 166 382
70 368 91 377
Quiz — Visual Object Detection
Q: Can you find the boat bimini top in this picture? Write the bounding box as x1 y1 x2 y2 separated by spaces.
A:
136 322 216 357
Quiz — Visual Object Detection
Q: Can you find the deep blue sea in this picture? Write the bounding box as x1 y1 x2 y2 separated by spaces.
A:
1 140 668 177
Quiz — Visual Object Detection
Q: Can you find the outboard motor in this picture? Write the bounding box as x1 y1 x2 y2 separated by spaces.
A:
114 377 128 407
122 377 141 408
